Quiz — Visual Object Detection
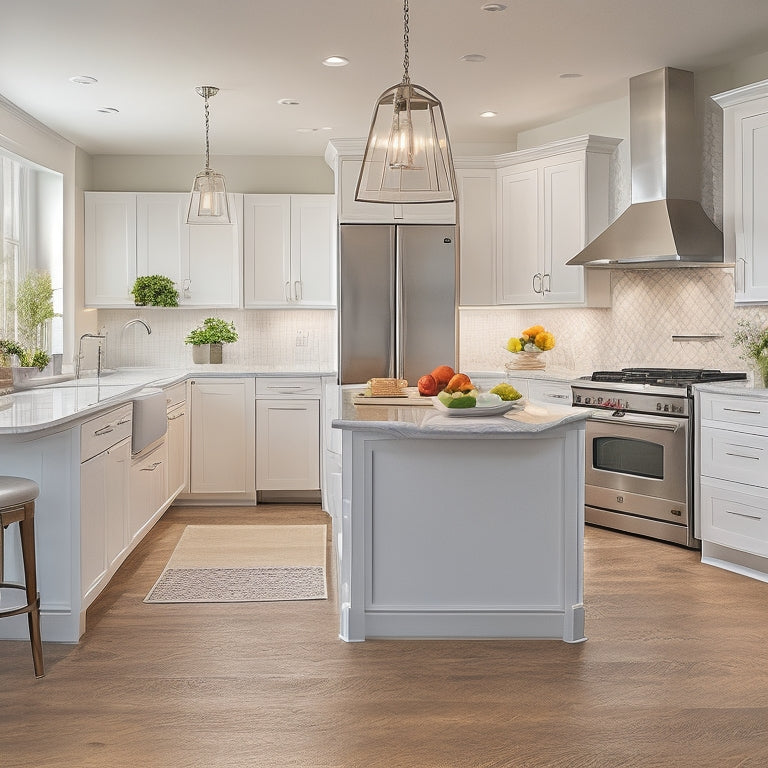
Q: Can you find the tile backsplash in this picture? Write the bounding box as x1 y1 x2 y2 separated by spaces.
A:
97 308 336 371
460 268 768 378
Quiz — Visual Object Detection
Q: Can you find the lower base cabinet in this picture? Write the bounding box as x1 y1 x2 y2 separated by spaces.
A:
130 439 169 540
256 399 320 490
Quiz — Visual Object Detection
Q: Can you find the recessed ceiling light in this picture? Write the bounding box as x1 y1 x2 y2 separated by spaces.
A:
480 111 497 118
460 54 486 63
97 107 119 114
277 98 300 106
69 75 98 85
559 73 583 79
296 127 334 133
481 3 508 11
323 56 349 67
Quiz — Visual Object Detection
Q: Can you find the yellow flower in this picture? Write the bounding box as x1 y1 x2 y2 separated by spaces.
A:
522 325 545 340
534 331 555 351
506 337 523 353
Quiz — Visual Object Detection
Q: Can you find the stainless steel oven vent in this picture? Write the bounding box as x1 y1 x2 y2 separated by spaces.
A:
567 67 724 268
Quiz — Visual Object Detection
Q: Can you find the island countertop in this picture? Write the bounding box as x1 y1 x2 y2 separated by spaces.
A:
333 389 590 437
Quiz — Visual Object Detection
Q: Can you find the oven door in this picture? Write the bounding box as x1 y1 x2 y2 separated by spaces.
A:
585 411 689 524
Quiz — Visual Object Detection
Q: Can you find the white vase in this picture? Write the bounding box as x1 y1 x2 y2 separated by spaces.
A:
192 343 223 364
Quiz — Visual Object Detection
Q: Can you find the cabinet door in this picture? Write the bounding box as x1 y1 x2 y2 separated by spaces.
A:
136 193 188 291
456 168 496 306
189 378 255 494
256 398 320 490
84 192 136 307
166 402 188 498
129 440 168 540
290 195 335 306
243 194 291 306
496 168 540 304
187 193 242 307
543 159 585 304
738 111 768 302
527 378 573 406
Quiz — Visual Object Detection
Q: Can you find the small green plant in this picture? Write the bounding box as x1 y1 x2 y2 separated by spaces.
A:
0 339 49 371
131 275 179 307
184 317 238 345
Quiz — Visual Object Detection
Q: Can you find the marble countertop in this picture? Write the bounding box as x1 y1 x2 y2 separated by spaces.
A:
333 389 590 437
694 381 768 399
0 367 335 435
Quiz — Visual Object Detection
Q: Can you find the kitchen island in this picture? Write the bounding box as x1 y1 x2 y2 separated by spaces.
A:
332 396 591 643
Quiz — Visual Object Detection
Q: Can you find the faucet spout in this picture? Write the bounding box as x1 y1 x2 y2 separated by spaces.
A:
122 318 152 335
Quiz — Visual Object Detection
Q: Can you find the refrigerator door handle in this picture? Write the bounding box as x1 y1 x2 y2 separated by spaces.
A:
394 231 404 379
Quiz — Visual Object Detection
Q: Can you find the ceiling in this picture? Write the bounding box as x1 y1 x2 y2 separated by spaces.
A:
3 0 768 158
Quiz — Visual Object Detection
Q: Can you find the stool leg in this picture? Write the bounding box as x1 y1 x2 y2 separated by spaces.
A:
19 502 44 678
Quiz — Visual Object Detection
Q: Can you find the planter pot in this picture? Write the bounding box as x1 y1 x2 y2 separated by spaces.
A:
192 343 223 364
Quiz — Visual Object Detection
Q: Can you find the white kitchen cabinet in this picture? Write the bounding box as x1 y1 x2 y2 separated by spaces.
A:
86 191 242 308
527 378 573 406
165 385 188 498
188 377 255 496
325 140 456 225
697 389 768 580
256 399 320 490
129 439 168 541
714 80 768 304
243 194 335 307
455 165 496 306
496 137 617 307
79 403 133 607
84 192 137 306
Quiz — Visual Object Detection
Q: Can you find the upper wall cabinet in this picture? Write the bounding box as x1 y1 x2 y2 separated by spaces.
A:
325 139 456 225
242 194 335 308
85 192 243 308
494 136 619 307
714 80 768 304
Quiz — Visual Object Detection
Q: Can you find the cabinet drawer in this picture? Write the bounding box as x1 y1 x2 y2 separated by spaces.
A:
256 377 321 397
700 393 768 429
700 480 768 557
164 382 186 409
527 379 573 405
81 403 133 462
700 427 768 489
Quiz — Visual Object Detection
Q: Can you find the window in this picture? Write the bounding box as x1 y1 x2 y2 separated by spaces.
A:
0 149 64 358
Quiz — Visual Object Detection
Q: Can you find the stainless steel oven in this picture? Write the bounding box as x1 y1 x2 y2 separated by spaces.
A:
573 368 747 548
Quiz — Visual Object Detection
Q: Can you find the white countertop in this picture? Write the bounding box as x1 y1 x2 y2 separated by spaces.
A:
694 381 768 399
0 367 335 435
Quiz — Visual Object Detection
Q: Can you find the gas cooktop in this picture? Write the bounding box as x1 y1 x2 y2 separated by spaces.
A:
588 368 747 387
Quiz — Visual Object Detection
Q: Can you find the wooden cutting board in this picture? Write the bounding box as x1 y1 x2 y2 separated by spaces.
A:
353 387 433 406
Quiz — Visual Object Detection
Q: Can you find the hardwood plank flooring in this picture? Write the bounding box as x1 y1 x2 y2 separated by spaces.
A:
2 505 768 767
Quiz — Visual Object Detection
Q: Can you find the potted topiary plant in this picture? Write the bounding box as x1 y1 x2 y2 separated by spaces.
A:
184 317 238 364
131 275 179 307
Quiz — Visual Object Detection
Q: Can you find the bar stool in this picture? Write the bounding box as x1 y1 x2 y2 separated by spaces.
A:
0 475 44 678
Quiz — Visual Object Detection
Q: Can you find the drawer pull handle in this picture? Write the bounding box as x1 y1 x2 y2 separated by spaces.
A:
167 411 185 421
724 452 760 460
115 417 131 426
722 407 762 415
94 425 114 436
141 462 162 472
725 509 762 521
548 393 570 399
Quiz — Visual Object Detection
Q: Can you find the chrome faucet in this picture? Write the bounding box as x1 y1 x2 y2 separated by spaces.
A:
119 318 152 368
121 318 152 335
76 333 106 380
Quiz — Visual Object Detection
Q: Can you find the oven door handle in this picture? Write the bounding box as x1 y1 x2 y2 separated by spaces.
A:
588 412 683 433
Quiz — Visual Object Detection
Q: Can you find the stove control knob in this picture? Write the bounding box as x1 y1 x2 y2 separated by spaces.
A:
663 404 670 412
585 397 592 405
657 403 662 411
574 394 581 403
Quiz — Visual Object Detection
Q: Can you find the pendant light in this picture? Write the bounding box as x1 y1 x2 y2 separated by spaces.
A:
187 86 232 225
356 0 456 204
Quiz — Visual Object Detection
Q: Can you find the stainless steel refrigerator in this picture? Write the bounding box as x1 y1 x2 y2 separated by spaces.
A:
338 224 457 385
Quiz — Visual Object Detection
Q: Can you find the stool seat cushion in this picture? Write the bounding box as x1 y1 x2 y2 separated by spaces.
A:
0 476 40 508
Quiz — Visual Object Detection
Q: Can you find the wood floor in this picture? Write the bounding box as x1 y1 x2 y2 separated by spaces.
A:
2 505 768 768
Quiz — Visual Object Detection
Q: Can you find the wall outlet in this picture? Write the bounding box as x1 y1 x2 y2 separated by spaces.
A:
295 330 309 347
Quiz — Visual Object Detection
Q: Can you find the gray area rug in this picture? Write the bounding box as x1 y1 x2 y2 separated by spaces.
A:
145 565 327 603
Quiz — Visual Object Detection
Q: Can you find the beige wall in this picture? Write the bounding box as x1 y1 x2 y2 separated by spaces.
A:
90 154 333 193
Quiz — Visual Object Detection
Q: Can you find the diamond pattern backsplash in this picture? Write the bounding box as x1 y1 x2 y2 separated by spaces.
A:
460 268 768 379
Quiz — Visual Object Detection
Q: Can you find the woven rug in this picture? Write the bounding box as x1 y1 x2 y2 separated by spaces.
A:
144 524 327 603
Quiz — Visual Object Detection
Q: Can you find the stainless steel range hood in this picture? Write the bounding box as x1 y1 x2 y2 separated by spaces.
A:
567 67 724 268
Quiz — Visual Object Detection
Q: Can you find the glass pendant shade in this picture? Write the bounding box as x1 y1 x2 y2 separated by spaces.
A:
356 82 456 204
187 168 231 224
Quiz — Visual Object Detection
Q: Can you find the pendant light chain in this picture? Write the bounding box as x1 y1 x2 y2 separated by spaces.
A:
402 0 410 85
203 94 211 171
